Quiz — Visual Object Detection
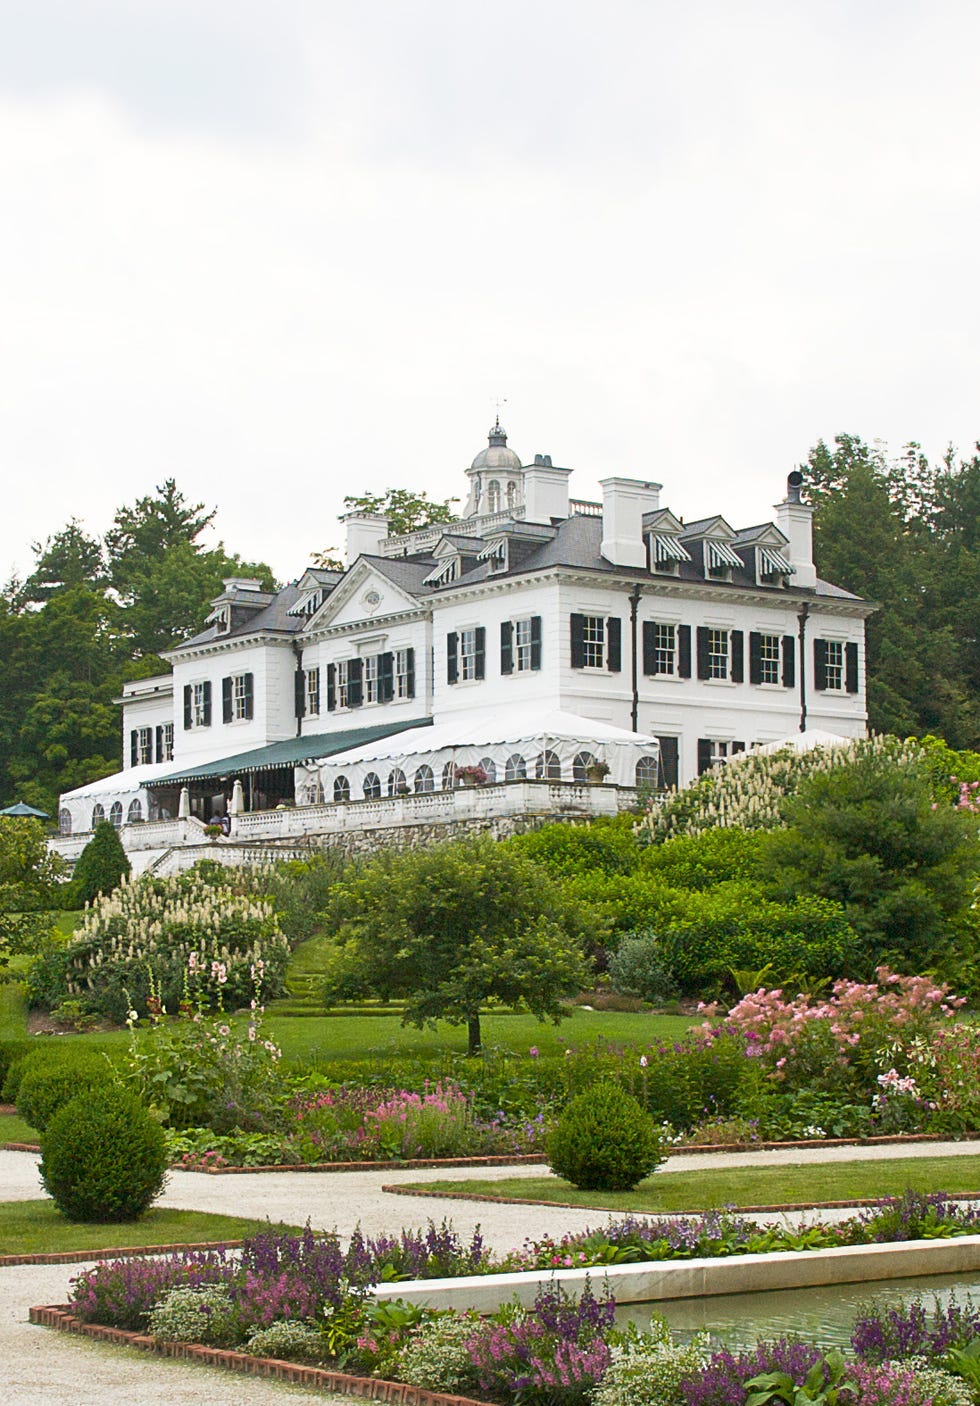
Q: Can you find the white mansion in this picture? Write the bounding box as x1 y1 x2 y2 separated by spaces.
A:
56 424 872 867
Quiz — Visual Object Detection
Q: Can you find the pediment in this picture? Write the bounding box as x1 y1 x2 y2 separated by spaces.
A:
643 508 685 535
303 560 422 632
680 515 737 542
735 522 790 549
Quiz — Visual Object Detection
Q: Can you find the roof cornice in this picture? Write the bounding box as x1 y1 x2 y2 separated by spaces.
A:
162 632 297 664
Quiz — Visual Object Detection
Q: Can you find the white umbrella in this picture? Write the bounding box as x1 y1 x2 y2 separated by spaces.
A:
229 779 244 815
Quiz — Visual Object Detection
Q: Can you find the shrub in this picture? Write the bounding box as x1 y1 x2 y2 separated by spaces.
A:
247 1320 327 1363
148 1284 243 1348
594 1318 709 1406
397 1313 482 1393
40 1085 168 1222
547 1081 666 1190
640 827 768 889
16 1053 117 1131
0 1041 36 1098
607 932 678 1004
70 820 130 907
508 819 641 877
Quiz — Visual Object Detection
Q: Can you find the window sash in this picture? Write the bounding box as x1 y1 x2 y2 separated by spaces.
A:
395 649 412 698
707 629 729 680
336 660 350 708
825 640 845 690
582 615 605 668
232 674 249 720
306 668 320 716
655 624 675 675
161 723 174 761
759 634 780 685
193 683 208 727
515 618 533 672
364 655 380 703
460 628 479 680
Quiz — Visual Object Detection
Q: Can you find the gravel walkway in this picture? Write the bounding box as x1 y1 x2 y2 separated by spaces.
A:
2 1139 978 1405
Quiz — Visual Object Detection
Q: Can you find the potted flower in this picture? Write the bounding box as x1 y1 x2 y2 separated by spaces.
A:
585 759 610 783
455 764 489 788
203 822 223 840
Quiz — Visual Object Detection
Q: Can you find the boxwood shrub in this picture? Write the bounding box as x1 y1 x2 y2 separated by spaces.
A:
40 1085 168 1222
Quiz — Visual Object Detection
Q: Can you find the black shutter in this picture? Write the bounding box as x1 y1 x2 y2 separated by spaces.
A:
731 740 746 754
474 626 486 680
642 621 658 676
327 663 336 712
678 625 692 678
155 725 164 762
731 630 744 683
294 668 306 718
814 638 829 691
530 615 542 670
606 617 622 672
846 642 859 694
696 626 710 680
201 681 212 726
749 632 762 685
570 614 586 669
782 635 795 689
405 648 416 698
657 736 679 789
243 672 254 720
447 632 458 684
183 684 192 730
222 676 233 723
130 730 138 767
348 658 363 707
379 652 394 702
500 621 513 675
697 739 713 775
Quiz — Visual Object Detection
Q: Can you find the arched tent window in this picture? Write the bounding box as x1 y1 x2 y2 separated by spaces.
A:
636 755 659 788
505 753 527 781
109 801 123 829
91 803 105 828
487 480 500 512
479 757 497 784
333 775 351 802
388 767 408 797
506 480 517 508
535 750 561 781
127 799 143 824
363 772 381 800
414 764 434 794
441 760 457 790
58 808 71 836
572 751 597 783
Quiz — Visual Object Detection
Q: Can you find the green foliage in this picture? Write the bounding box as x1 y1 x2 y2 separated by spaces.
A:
16 1053 117 1131
148 1284 243 1348
561 1034 747 1130
546 1080 666 1190
341 487 459 538
264 852 349 946
507 818 641 877
0 1038 35 1094
322 836 596 1054
247 1320 327 1363
606 933 677 1004
0 817 67 911
70 821 130 907
640 827 768 888
39 1084 168 1222
767 746 980 972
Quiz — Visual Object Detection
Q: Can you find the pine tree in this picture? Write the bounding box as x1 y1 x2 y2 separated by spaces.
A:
70 822 130 907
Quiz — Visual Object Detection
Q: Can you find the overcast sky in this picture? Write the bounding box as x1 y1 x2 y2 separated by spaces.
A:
2 0 978 586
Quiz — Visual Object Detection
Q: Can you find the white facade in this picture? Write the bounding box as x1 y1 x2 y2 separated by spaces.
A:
56 424 873 848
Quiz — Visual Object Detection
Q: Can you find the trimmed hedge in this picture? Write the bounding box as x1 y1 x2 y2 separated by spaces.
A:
40 1085 168 1222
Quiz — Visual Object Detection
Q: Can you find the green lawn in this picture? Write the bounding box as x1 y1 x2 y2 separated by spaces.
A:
0 1201 305 1257
0 1113 38 1143
402 1155 980 1213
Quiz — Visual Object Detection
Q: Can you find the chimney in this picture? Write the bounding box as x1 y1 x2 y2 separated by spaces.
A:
342 512 390 565
775 472 816 589
599 478 662 568
523 455 572 524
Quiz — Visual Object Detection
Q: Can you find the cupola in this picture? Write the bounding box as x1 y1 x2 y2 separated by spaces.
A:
463 418 524 517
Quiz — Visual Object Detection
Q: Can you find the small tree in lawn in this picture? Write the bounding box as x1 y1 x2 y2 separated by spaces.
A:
71 821 130 907
321 836 596 1054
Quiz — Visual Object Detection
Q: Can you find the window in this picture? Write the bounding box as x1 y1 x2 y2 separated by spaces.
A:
333 775 351 802
708 629 729 680
697 739 745 775
635 756 659 788
413 764 434 793
696 627 744 682
447 628 485 684
306 667 320 716
92 803 105 828
535 749 561 780
388 767 408 796
58 808 71 836
645 623 676 676
656 736 680 790
130 727 152 766
221 672 254 723
442 761 457 790
570 614 622 672
505 752 527 780
109 801 123 829
479 757 497 783
488 480 500 512
395 648 415 699
506 480 517 508
127 799 143 823
815 638 847 691
337 660 350 709
501 617 542 674
183 681 212 729
156 723 174 762
757 634 780 685
573 751 597 782
305 782 325 804
363 772 381 800
363 654 380 704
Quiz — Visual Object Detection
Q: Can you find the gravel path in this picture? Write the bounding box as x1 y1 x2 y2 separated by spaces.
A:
2 1138 978 1405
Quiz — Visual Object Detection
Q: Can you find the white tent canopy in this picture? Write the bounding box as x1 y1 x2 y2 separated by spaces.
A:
60 760 181 802
298 706 659 800
746 728 855 756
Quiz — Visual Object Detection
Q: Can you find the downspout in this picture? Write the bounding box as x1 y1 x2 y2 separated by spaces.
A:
797 603 809 733
629 584 642 733
292 641 304 737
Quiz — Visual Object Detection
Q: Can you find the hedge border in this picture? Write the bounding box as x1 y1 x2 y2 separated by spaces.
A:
29 1304 488 1406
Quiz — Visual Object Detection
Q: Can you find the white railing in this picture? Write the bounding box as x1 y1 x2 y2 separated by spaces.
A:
50 815 207 863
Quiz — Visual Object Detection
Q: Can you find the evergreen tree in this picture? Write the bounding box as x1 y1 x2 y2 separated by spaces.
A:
69 822 131 907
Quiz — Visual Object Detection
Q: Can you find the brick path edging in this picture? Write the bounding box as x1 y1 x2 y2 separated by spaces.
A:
0 1239 248 1268
29 1305 489 1405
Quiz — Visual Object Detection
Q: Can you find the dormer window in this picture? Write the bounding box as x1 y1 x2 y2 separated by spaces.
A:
206 603 231 634
704 541 742 580
288 589 323 617
478 537 508 573
424 556 461 587
646 533 690 575
756 545 792 586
